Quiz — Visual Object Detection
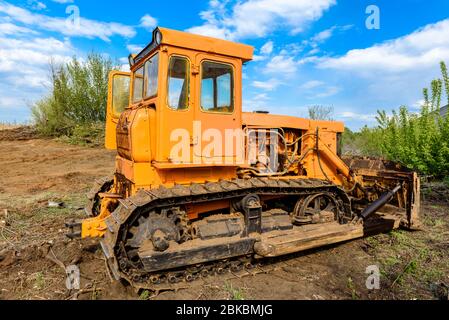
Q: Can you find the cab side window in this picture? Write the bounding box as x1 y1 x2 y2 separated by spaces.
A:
145 53 159 98
201 61 234 113
168 56 189 110
132 66 144 103
112 74 130 117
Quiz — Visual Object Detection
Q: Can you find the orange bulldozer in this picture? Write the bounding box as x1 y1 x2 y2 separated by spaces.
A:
66 27 421 290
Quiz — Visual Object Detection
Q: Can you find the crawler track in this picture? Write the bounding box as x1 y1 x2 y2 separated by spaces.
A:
100 178 354 291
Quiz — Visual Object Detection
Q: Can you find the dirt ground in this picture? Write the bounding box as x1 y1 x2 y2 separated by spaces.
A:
0 127 448 300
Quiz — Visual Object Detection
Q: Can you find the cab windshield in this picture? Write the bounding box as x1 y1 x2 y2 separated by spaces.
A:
132 53 159 103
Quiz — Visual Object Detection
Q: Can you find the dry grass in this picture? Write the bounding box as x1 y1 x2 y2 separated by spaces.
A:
0 191 86 250
0 122 22 130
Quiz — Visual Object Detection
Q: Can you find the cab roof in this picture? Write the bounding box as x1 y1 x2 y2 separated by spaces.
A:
133 27 254 67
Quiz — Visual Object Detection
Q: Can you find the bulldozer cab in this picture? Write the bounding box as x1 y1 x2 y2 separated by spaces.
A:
104 27 253 165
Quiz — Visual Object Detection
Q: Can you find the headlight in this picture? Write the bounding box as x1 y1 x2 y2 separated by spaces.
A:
128 54 135 67
154 29 163 45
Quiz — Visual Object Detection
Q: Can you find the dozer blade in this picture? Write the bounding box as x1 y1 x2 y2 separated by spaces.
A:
343 157 421 230
254 216 402 258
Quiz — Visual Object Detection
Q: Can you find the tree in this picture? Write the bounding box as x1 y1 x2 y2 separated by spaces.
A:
32 53 114 137
308 105 334 121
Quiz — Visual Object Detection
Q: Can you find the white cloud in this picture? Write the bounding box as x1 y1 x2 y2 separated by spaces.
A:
319 19 449 74
252 54 267 62
140 14 157 30
118 57 130 72
127 44 144 53
252 78 282 91
253 93 269 100
119 64 130 72
0 35 74 80
312 18 449 117
299 80 341 99
0 30 75 121
301 80 324 90
312 85 341 98
263 54 298 74
0 96 16 109
311 26 336 43
243 92 271 111
0 0 136 41
260 41 273 55
310 25 353 44
252 41 274 62
0 22 38 35
299 25 353 56
187 0 336 40
51 0 74 3
338 111 377 122
28 1 47 11
412 99 425 109
187 24 231 40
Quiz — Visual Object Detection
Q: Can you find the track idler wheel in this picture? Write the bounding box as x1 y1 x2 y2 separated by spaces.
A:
292 193 339 225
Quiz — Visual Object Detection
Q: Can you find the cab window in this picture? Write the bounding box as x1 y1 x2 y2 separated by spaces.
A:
201 61 234 113
168 56 189 110
132 66 144 103
112 74 130 117
145 53 159 98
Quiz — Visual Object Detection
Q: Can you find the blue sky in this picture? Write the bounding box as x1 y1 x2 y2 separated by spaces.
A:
1 0 449 129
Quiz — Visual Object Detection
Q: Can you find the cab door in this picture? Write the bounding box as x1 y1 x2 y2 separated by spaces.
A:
105 71 130 150
193 54 243 165
158 50 195 164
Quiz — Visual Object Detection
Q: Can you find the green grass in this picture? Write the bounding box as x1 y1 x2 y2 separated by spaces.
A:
368 220 449 299
392 260 418 286
346 277 359 300
382 256 401 268
139 290 151 300
34 272 45 290
224 282 245 300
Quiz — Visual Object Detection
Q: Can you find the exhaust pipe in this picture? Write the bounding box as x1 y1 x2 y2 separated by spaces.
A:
360 185 402 220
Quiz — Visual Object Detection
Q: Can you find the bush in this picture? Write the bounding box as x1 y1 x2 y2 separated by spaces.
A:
58 122 106 146
376 61 449 177
342 126 383 157
443 176 449 188
32 53 114 139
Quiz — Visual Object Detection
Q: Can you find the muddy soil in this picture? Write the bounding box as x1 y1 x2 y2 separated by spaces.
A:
0 128 448 300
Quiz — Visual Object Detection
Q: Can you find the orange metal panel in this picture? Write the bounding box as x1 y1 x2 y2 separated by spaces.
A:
158 27 254 62
242 112 345 133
